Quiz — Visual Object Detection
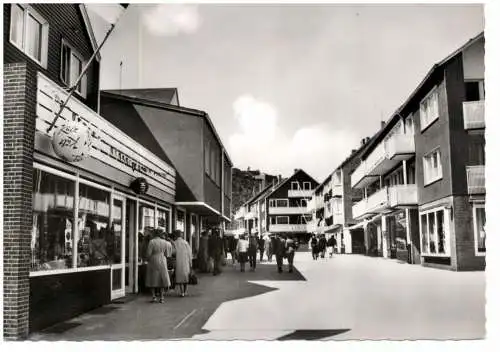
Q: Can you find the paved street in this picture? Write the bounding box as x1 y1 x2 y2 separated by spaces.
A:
30 252 485 341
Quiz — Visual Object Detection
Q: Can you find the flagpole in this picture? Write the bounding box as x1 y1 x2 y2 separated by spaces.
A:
46 9 125 133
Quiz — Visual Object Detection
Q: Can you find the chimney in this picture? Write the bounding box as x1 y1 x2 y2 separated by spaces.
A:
278 174 282 182
381 120 386 129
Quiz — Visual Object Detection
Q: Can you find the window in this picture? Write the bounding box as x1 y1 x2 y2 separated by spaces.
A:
269 199 288 207
420 208 449 256
473 204 486 255
176 209 186 233
423 148 443 185
61 41 87 97
157 208 170 233
204 142 210 174
211 148 216 181
291 181 299 190
420 88 439 130
77 183 112 267
9 4 48 67
32 169 75 271
465 81 485 102
405 115 414 135
276 216 289 225
303 182 311 190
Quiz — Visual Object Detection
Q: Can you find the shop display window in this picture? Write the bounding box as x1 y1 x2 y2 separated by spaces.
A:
139 204 155 264
157 208 170 233
474 205 486 254
32 169 75 271
77 183 112 267
420 208 448 256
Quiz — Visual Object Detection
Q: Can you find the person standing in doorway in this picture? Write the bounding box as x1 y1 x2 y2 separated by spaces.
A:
248 234 258 271
173 230 192 297
236 234 249 272
146 229 172 303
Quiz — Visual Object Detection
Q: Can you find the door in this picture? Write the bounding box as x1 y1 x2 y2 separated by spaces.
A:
125 198 137 293
111 195 126 300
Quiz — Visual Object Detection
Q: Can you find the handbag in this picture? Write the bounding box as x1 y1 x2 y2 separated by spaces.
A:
188 271 198 285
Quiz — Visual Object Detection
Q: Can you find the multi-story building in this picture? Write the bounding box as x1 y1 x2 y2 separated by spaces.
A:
350 32 485 271
307 141 371 254
264 169 319 242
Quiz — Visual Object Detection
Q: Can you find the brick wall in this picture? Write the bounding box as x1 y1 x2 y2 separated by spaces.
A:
3 62 36 340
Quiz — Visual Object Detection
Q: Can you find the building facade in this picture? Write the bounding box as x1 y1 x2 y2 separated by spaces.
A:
349 33 485 271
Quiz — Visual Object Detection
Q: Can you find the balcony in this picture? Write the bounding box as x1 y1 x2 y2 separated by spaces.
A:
351 133 415 189
288 189 313 198
269 224 308 233
466 165 485 194
269 206 308 215
352 184 418 219
385 134 415 161
331 184 343 197
463 101 485 130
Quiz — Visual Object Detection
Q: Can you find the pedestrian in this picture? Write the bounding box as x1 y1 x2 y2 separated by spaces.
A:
311 234 319 260
248 234 258 271
327 235 337 258
258 235 265 262
208 229 223 275
173 230 193 297
145 229 172 303
236 234 249 272
264 235 272 262
275 235 286 273
319 235 327 259
285 235 297 273
197 231 209 273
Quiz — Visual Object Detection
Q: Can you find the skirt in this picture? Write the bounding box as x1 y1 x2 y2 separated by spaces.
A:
238 252 248 263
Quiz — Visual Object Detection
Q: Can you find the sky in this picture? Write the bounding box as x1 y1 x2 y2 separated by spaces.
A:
87 3 484 182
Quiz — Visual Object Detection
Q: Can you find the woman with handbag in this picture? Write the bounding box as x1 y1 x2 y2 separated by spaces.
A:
145 229 172 303
236 234 249 272
173 230 193 297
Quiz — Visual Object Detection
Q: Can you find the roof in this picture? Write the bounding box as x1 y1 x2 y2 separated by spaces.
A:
361 31 484 160
79 5 100 61
104 88 179 106
101 90 233 166
265 168 318 200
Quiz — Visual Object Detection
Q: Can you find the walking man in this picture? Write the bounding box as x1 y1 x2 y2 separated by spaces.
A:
275 235 286 273
248 234 258 271
285 235 297 273
311 234 319 260
208 229 223 275
327 235 337 258
258 235 265 262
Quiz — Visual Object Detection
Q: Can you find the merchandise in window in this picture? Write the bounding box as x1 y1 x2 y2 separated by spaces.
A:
420 209 448 255
9 5 48 66
474 206 486 253
32 169 75 271
157 208 169 233
77 183 112 267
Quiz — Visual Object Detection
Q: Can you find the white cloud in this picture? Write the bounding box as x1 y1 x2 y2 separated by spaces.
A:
228 95 361 182
86 4 125 25
141 4 201 37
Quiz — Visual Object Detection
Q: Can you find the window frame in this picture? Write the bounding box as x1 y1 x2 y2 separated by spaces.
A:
472 203 486 256
60 39 87 98
423 147 443 186
276 216 289 225
303 182 311 190
419 86 440 132
419 206 450 257
464 79 485 102
9 4 49 68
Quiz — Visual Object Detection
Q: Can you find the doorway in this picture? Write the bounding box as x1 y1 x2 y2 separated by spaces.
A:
125 198 137 294
110 195 126 300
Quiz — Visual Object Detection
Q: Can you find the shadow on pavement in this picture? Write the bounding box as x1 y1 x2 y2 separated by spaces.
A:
277 329 351 340
30 261 306 341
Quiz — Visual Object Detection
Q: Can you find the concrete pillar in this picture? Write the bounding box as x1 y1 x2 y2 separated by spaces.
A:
377 222 383 256
343 227 352 254
382 215 389 258
363 221 369 255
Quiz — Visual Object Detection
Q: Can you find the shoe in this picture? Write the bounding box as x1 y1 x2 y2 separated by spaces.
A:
159 298 164 303
151 297 158 303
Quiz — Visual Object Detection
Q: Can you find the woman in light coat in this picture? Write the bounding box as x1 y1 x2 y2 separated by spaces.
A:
146 230 172 303
173 230 193 297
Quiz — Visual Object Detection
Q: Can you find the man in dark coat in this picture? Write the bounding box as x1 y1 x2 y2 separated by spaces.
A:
327 235 337 258
208 229 223 275
248 235 258 271
319 235 327 259
274 235 286 273
311 234 319 260
258 235 265 262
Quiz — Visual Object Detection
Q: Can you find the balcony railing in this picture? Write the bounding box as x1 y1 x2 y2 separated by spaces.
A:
269 224 308 233
385 134 415 160
288 189 313 198
269 206 308 215
466 165 485 194
463 101 485 130
352 184 417 219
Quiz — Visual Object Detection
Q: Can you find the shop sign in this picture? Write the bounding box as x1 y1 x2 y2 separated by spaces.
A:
35 73 176 195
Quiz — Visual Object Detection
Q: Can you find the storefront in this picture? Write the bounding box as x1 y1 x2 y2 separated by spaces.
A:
30 73 176 331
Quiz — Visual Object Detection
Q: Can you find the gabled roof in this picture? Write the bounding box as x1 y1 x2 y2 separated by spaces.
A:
104 88 179 106
360 31 484 160
79 4 100 61
243 183 275 207
101 90 233 166
265 168 318 199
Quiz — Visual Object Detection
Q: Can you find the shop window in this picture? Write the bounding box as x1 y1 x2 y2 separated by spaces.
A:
32 169 75 271
77 183 112 267
157 208 170 233
420 208 448 256
138 204 155 264
9 4 49 68
423 148 443 185
473 204 486 255
60 40 87 97
176 209 186 233
420 87 439 131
